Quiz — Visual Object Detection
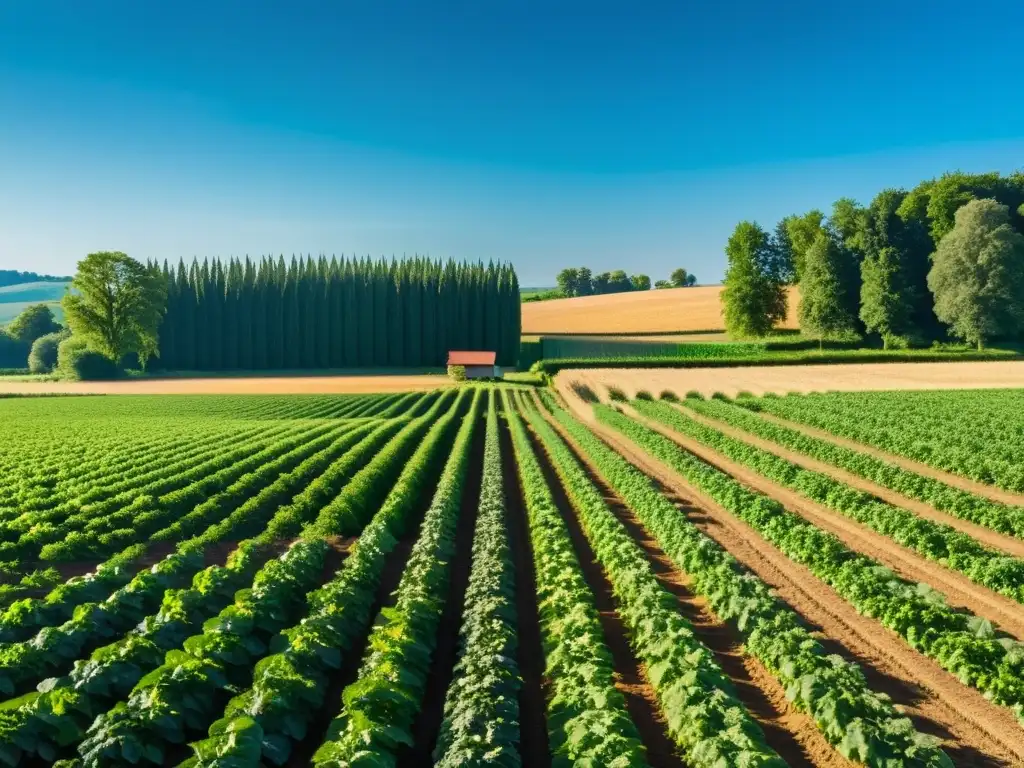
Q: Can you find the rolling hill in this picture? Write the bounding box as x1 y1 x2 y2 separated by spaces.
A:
0 281 70 326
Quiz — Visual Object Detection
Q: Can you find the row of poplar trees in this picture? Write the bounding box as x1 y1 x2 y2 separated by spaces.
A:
154 256 521 370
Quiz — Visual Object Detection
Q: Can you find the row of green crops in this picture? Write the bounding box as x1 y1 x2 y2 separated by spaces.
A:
433 394 520 766
681 395 1024 539
535 392 949 766
64 393 465 767
0 391 414 422
312 391 482 766
0 422 397 693
595 405 1024 725
632 399 1024 605
185 389 478 767
746 390 1024 493
0 419 401 645
515 392 785 766
502 390 649 765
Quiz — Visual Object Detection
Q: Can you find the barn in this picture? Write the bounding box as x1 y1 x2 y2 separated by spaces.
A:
447 350 501 380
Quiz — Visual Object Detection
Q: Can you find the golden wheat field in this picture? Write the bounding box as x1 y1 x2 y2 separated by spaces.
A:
521 285 801 335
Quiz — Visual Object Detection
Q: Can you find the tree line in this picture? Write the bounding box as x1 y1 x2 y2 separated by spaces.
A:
722 170 1024 348
546 266 698 300
157 255 520 369
0 270 70 289
2 254 521 376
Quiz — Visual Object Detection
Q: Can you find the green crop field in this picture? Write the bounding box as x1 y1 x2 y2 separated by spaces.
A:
0 385 1022 766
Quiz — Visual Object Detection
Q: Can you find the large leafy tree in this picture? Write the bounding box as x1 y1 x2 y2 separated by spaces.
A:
62 251 167 365
783 210 825 282
928 199 1024 349
857 189 935 344
5 303 60 345
630 274 651 291
721 221 787 338
798 231 857 345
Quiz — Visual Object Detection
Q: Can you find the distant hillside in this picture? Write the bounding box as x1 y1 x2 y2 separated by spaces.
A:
0 281 70 326
0 270 71 288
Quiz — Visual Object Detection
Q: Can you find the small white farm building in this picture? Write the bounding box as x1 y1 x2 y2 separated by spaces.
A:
447 350 501 380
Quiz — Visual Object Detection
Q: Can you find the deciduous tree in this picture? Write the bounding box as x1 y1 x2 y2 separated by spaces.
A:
722 221 787 338
928 199 1024 349
799 232 857 346
61 251 167 366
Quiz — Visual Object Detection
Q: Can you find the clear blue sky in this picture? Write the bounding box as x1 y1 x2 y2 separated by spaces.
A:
2 1 1023 285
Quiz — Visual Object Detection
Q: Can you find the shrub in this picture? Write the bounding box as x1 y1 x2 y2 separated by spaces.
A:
28 331 68 373
447 365 466 382
634 390 654 401
606 386 628 402
659 390 680 402
58 337 121 380
683 390 704 400
0 331 29 368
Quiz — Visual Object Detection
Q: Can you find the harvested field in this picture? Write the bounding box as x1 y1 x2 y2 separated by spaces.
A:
558 359 1024 399
0 373 450 395
522 284 800 334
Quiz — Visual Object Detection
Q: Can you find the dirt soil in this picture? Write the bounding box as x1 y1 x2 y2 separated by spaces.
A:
678 403 1024 557
523 420 686 768
555 383 1024 765
560 360 1024 399
532 394 851 768
627 404 1024 642
523 285 800 335
757 410 1024 508
0 374 450 395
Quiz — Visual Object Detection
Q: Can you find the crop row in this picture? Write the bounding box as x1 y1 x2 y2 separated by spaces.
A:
69 392 465 766
503 390 648 765
596 405 1024 724
538 392 952 765
433 393 520 767
632 399 1024 605
682 395 1024 539
0 419 395 644
311 391 481 766
0 401 440 764
190 389 477 767
750 391 1024 492
0 424 381 690
516 392 784 766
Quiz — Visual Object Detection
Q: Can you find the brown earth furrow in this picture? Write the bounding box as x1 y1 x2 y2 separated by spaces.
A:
675 403 1024 558
553 385 1024 765
627 404 1024 641
522 420 687 768
533 392 850 768
756 410 1024 508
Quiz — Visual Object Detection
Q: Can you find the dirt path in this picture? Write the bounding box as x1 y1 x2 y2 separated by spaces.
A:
499 419 552 768
676 403 1024 558
532 394 850 768
553 384 1024 765
626 404 1024 642
0 374 450 395
404 416 486 765
557 360 1024 400
523 422 687 768
755 411 1024 508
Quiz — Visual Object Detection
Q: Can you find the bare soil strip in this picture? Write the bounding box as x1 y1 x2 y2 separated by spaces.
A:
677 403 1024 558
285 471 442 766
403 417 486 765
499 419 552 768
533 396 849 768
523 421 687 768
558 360 1024 400
756 410 1024 508
0 374 450 396
555 387 1024 765
627 405 1024 642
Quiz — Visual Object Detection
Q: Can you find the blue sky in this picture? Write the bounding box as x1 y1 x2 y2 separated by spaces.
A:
2 1 1023 285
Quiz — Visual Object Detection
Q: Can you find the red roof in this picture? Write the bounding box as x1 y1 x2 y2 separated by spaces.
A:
447 350 497 366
